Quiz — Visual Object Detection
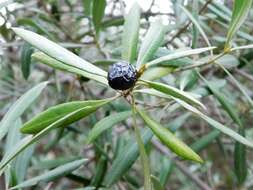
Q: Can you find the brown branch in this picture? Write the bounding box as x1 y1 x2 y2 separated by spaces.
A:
166 0 213 45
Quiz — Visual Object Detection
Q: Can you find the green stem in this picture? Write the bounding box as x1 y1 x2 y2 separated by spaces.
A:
131 97 152 190
174 51 227 73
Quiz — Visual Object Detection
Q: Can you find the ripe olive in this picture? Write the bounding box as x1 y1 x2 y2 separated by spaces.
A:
107 61 137 90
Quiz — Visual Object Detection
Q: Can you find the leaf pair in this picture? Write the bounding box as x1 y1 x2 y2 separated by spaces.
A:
0 97 114 173
12 27 107 84
121 3 166 69
136 88 253 148
103 109 203 187
11 158 87 189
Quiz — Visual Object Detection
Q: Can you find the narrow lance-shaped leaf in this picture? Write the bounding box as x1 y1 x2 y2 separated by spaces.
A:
32 52 108 85
137 20 166 69
179 70 198 91
12 27 107 77
180 5 212 51
145 46 216 68
17 18 55 40
225 0 253 49
90 156 107 187
122 2 141 63
0 135 33 175
151 175 163 190
142 80 205 109
82 0 92 16
87 111 132 143
217 64 253 108
11 159 87 189
21 98 114 134
191 129 220 152
4 119 22 187
175 99 253 148
0 81 48 141
138 109 203 163
92 0 106 36
0 105 109 172
191 0 199 49
14 145 34 183
141 67 172 81
132 107 152 190
136 88 253 149
234 127 247 185
21 42 34 80
202 76 243 127
231 44 253 51
104 128 153 186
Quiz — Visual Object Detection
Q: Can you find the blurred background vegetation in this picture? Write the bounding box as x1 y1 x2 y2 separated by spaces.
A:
1 0 253 189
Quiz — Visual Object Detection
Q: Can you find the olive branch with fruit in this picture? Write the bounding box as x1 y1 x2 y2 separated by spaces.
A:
1 1 253 189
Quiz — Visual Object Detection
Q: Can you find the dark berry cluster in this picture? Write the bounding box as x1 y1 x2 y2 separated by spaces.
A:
107 61 137 90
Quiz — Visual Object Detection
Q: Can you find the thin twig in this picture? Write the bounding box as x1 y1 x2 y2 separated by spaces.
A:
173 51 227 73
166 0 213 45
234 69 253 83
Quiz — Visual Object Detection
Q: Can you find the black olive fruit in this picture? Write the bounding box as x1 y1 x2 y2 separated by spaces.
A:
107 61 137 90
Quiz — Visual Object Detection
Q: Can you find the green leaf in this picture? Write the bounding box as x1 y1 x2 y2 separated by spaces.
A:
12 27 107 77
0 136 33 175
180 5 212 49
82 0 92 16
202 76 243 127
151 175 163 190
138 109 203 163
191 129 220 152
122 2 141 63
159 158 173 187
175 99 253 148
142 80 205 109
0 82 48 141
4 119 22 187
218 64 253 108
92 0 106 36
11 159 87 189
179 70 198 90
90 156 107 187
4 118 34 184
32 52 108 85
35 157 81 170
145 47 216 68
225 0 253 48
87 111 132 143
21 98 114 134
136 20 166 69
101 17 124 28
14 145 34 183
141 67 172 81
215 54 239 69
132 107 152 190
0 106 99 173
21 42 34 80
234 127 247 185
231 44 253 51
17 18 54 40
104 128 153 186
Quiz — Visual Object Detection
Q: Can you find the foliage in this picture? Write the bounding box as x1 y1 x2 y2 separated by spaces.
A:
1 0 253 189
